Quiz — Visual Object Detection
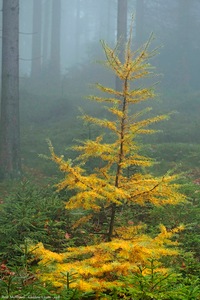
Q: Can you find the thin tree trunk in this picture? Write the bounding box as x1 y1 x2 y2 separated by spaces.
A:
108 0 128 240
0 0 21 180
108 77 128 241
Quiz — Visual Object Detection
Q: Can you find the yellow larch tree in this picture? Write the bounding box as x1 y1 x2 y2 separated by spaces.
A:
31 28 185 292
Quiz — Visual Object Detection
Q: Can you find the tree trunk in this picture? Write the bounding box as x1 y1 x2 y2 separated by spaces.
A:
31 0 42 79
0 0 21 180
108 0 128 240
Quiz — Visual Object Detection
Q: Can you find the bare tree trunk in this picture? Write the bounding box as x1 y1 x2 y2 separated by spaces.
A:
0 0 21 180
31 0 42 79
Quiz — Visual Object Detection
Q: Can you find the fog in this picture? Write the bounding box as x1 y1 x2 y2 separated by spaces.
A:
18 1 199 81
1 0 200 172
16 0 200 89
19 0 117 75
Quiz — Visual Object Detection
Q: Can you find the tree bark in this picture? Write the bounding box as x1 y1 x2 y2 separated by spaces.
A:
0 0 21 180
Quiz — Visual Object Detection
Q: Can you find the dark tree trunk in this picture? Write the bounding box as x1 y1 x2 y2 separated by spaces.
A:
0 0 21 180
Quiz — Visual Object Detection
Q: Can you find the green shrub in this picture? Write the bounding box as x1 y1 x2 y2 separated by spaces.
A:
0 180 71 263
101 259 200 300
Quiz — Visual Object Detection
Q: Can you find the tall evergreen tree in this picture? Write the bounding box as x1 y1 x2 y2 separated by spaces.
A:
0 0 21 180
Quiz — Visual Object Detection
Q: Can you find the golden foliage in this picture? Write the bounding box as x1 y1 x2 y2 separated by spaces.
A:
33 25 186 293
30 225 183 292
47 31 185 213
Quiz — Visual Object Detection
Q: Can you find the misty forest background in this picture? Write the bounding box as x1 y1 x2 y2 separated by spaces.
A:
0 0 200 298
6 0 200 177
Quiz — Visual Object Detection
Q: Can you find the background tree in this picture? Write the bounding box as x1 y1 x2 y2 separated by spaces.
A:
0 0 21 180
